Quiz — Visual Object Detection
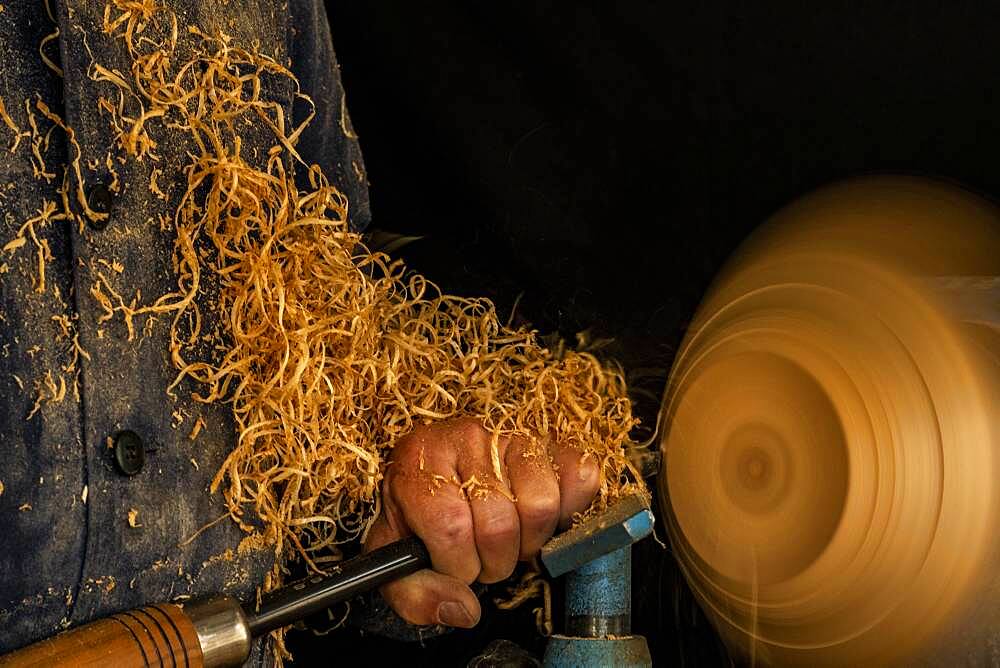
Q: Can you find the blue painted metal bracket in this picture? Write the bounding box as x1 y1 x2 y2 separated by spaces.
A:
540 494 654 578
540 494 655 668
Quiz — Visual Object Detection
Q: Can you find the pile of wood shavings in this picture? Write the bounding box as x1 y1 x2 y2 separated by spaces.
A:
60 0 645 647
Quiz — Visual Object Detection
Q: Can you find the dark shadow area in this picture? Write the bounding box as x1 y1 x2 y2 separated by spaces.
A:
290 1 1000 664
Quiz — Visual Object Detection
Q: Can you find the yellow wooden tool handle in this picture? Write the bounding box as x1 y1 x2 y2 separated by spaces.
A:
0 604 204 668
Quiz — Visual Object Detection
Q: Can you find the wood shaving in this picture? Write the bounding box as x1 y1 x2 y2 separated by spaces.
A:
0 96 24 153
339 94 358 139
495 567 553 637
2 237 26 253
148 167 166 200
96 258 124 274
489 433 504 483
460 474 499 501
39 28 64 78
26 370 67 419
188 416 206 441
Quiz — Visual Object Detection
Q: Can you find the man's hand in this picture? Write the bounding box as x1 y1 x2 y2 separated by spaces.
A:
362 418 600 628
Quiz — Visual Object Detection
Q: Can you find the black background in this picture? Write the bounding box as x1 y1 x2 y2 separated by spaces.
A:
290 2 1000 665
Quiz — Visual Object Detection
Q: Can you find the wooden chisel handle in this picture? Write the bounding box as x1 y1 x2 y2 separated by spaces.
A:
0 603 205 668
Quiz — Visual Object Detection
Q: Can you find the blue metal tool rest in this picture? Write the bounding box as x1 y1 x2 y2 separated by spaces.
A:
542 504 653 667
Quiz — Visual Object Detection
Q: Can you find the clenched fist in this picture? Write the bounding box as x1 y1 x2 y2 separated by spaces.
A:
363 418 600 628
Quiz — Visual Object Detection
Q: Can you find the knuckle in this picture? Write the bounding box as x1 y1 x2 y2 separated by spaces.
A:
476 508 519 545
574 457 601 498
452 417 487 447
392 434 423 464
428 503 474 546
517 491 560 529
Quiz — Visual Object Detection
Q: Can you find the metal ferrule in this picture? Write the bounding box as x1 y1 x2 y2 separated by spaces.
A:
184 596 252 668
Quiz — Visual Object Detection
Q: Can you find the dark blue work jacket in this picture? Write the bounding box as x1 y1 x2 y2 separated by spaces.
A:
0 0 370 657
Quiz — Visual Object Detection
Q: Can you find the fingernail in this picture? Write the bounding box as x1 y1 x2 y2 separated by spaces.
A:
437 601 474 628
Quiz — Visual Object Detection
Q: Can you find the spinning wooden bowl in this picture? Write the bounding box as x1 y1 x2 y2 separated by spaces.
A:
660 177 1000 666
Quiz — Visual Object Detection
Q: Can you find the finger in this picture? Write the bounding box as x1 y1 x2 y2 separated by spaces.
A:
550 442 601 529
468 493 520 583
380 569 481 628
506 436 561 560
387 434 482 584
455 434 520 583
396 478 481 583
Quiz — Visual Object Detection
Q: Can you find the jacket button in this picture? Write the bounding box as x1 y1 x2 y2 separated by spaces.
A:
86 182 113 230
113 430 145 476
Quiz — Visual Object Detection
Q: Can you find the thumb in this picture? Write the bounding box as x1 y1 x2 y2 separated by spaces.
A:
381 568 482 628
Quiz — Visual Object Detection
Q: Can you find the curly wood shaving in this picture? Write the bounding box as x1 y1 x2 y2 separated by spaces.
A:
40 28 64 78
36 99 105 223
0 97 25 153
27 370 67 419
24 100 55 182
4 201 65 294
495 567 553 637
